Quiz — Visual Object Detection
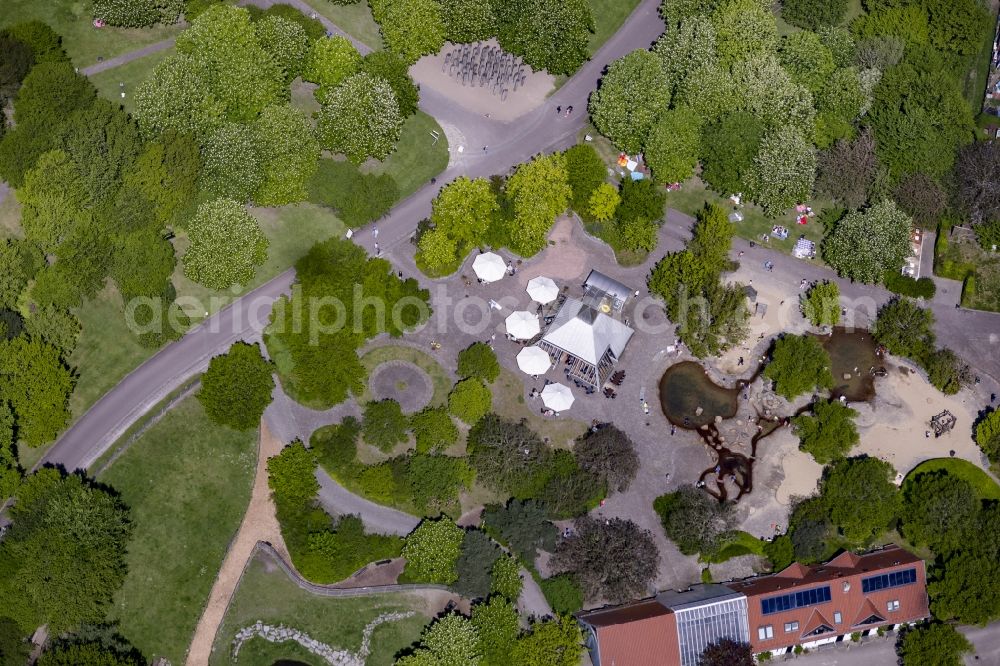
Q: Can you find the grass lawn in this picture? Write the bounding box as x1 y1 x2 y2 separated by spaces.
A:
905 458 1000 501
359 344 455 407
361 111 450 200
0 0 181 68
89 45 174 113
587 0 642 55
99 397 257 663
61 203 344 442
208 553 431 666
665 176 830 261
934 228 1000 312
301 0 384 51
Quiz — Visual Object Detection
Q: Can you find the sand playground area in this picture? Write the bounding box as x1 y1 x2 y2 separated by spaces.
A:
411 39 554 122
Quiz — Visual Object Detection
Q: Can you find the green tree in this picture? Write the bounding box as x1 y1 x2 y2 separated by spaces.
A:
588 183 620 222
699 112 764 195
0 470 131 632
360 50 420 117
133 53 226 140
823 200 912 284
2 21 68 64
490 555 523 601
371 0 446 64
17 149 90 252
821 456 901 543
815 66 865 147
901 470 979 555
730 54 815 137
505 152 571 256
302 36 362 91
57 99 143 206
110 230 175 302
793 400 859 464
764 334 834 400
778 30 836 95
471 595 519 666
652 16 718 96
494 0 594 75
645 107 702 184
589 50 671 154
800 280 840 327
24 307 80 359
551 516 659 604
780 0 847 30
0 617 31 666
253 104 320 205
468 415 548 496
317 72 402 162
482 499 557 563
254 14 310 83
574 425 639 493
183 198 269 289
898 623 974 666
654 486 735 556
0 337 74 447
267 441 318 503
711 0 777 67
749 126 816 216
564 143 606 213
175 4 283 122
928 546 1000 625
201 122 264 202
457 342 500 383
872 297 936 360
454 529 502 599
362 399 409 452
0 239 42 308
407 454 470 511
36 635 146 666
421 176 498 269
402 518 465 584
198 341 275 431
923 347 970 396
975 408 1000 463
411 407 459 453
12 62 94 130
395 613 481 666
440 0 497 43
511 616 583 666
448 379 492 425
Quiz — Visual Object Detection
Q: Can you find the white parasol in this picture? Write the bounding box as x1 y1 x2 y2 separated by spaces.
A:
505 310 540 340
472 252 506 283
516 346 551 375
526 276 559 304
541 382 574 411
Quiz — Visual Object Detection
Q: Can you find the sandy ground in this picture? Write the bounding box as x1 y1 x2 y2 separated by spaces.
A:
410 39 554 123
186 422 289 666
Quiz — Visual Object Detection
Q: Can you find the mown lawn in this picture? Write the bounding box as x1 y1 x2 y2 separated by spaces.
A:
99 397 257 664
301 0 384 51
905 458 1000 501
361 111 450 199
208 553 431 666
588 0 643 55
89 45 174 113
701 530 767 564
0 0 181 68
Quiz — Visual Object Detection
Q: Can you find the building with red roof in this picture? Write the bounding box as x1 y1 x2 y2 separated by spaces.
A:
575 545 928 665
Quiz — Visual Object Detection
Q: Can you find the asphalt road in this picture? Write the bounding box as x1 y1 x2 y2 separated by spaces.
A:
39 0 666 473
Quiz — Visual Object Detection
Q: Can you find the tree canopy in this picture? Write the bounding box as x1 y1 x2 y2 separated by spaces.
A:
764 334 833 400
897 623 974 666
821 456 901 543
589 50 671 154
197 341 275 431
183 198 269 289
823 200 912 284
317 72 402 163
793 399 859 464
402 518 465 584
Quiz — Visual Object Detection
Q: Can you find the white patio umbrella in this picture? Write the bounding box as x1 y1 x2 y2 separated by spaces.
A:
516 346 551 375
472 252 506 283
541 382 574 411
526 276 559 304
505 310 540 340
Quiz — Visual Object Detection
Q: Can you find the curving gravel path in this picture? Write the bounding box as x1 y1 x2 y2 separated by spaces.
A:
368 361 433 413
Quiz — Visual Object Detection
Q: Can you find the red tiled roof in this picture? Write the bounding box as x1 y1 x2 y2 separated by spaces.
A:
800 608 835 637
775 562 810 579
851 598 885 627
579 600 681 666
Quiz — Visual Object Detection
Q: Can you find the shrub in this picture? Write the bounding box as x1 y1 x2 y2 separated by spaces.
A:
764 334 834 400
94 0 183 27
540 574 583 614
311 418 362 476
884 272 936 299
267 441 318 503
302 514 402 583
306 159 399 228
490 554 523 601
454 529 502 599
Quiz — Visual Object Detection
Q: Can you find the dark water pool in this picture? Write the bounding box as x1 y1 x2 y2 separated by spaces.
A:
819 327 881 402
658 361 740 427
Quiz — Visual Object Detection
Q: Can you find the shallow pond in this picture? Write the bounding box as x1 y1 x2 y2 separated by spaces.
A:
658 361 741 427
819 327 881 402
